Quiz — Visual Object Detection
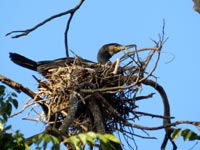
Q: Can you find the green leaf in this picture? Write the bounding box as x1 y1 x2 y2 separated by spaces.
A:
43 134 51 143
0 85 5 95
11 92 17 97
51 144 60 150
189 133 198 141
11 99 18 109
86 131 97 138
7 103 12 116
4 125 12 131
172 128 199 142
67 136 81 150
77 133 87 145
103 134 120 144
97 134 111 149
172 128 182 141
85 132 96 145
0 120 4 131
34 133 45 145
65 132 121 150
51 136 59 145
97 133 109 144
182 129 198 141
24 144 31 150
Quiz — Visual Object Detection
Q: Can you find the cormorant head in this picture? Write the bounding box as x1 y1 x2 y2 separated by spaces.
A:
97 43 135 64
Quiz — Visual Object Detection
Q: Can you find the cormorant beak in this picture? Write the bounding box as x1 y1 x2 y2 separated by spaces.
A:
113 44 136 54
119 44 136 51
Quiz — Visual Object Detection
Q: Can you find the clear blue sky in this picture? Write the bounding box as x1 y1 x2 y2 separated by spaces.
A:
1 0 200 149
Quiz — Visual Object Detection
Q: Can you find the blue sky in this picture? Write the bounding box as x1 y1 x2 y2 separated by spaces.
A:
1 0 200 149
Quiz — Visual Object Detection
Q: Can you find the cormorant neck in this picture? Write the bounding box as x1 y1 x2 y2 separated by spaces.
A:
98 48 112 64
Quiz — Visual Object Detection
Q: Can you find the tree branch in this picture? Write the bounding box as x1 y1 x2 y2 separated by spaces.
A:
0 74 49 118
6 0 85 39
0 74 35 98
6 0 85 57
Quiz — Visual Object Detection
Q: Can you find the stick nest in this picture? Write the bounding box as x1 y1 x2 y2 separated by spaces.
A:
30 41 164 149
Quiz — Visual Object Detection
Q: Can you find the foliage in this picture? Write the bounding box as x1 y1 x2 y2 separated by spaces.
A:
0 85 61 150
0 85 120 150
0 128 29 150
0 85 18 124
64 131 120 150
29 133 60 150
29 132 120 150
0 85 28 150
172 128 199 141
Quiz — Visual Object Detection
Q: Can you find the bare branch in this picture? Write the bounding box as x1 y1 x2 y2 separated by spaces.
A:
6 0 85 39
6 0 85 58
0 74 36 98
128 120 200 131
0 74 50 119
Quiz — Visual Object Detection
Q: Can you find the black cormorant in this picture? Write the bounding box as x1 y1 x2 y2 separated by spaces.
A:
9 43 135 76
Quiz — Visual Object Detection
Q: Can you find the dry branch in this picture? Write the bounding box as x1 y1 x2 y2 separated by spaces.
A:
5 0 85 57
0 74 36 97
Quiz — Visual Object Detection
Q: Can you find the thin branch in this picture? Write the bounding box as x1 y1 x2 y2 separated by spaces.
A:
65 9 75 57
6 0 85 58
64 0 85 57
123 120 200 131
0 74 49 117
6 0 85 39
134 111 175 120
11 97 34 117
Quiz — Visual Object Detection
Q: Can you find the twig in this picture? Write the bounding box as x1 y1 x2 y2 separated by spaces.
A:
64 0 85 57
6 0 85 39
133 93 155 101
6 0 85 58
11 97 34 117
134 111 174 120
120 47 160 61
126 120 200 131
0 74 49 118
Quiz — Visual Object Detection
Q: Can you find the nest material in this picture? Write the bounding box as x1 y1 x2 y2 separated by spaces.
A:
38 56 137 128
33 44 163 149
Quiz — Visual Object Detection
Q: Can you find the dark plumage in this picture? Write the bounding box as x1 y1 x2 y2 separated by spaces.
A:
10 53 69 76
9 53 94 77
9 43 135 77
97 43 135 64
